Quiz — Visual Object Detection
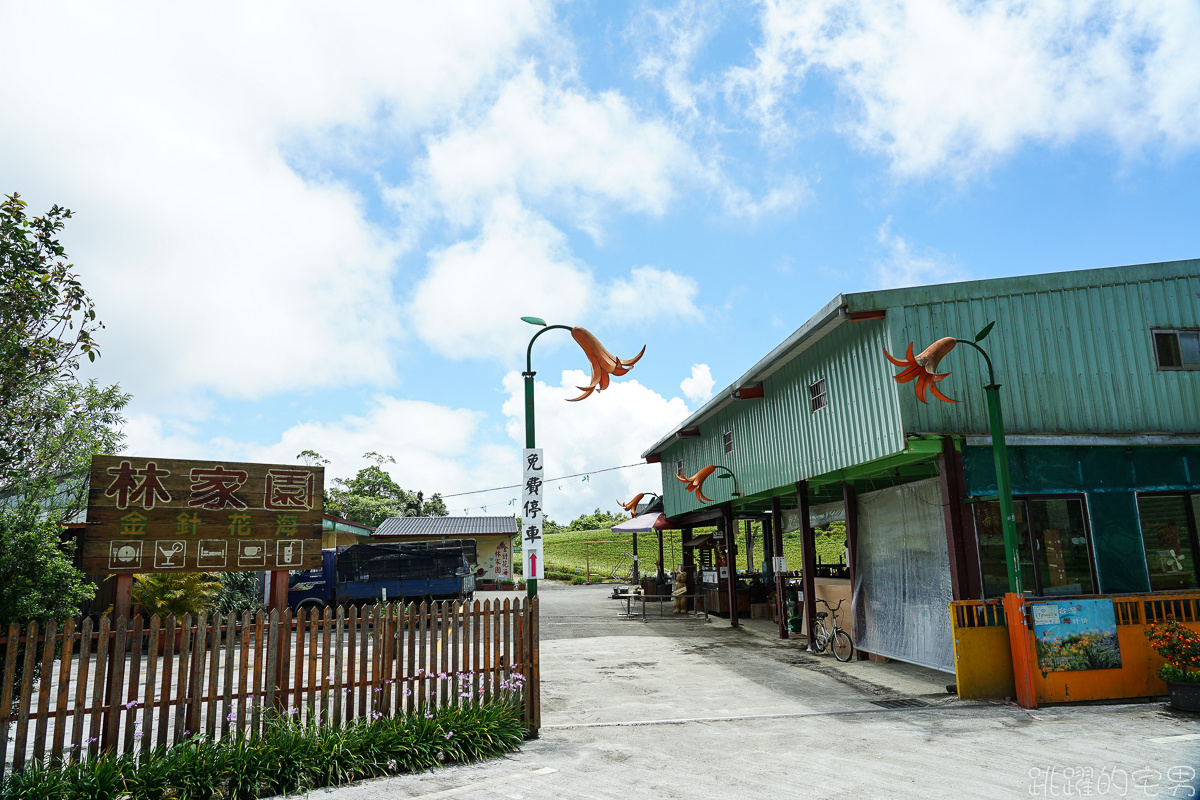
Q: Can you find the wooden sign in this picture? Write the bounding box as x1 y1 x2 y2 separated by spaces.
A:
82 455 324 574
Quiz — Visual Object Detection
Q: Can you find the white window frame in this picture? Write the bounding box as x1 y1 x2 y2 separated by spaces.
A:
809 378 828 412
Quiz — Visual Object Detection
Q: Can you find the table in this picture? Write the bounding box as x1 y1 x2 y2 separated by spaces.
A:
616 593 709 622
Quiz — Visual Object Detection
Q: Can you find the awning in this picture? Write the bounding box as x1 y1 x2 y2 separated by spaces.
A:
682 534 716 549
612 513 668 534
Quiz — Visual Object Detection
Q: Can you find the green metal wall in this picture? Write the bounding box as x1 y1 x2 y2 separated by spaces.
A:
658 320 906 517
961 444 1200 594
854 260 1200 436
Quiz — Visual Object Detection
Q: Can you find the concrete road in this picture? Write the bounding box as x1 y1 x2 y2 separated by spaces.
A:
304 583 1200 800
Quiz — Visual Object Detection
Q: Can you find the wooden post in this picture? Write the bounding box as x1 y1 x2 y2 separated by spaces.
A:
771 497 788 639
656 529 665 584
113 573 134 621
681 526 695 612
267 570 289 704
632 531 639 583
267 570 289 614
1003 592 1038 708
938 436 971 601
842 481 867 660
722 502 738 626
796 481 818 650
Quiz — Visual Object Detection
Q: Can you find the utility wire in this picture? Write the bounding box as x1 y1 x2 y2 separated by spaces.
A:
440 461 656 499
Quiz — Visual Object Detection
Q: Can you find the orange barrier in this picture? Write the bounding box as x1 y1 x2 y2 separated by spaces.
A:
951 592 1200 705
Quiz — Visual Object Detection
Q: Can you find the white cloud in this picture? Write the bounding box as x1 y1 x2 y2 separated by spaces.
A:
634 0 721 119
731 0 1200 177
0 2 550 403
501 370 692 520
720 175 811 221
873 218 963 289
399 67 697 238
124 396 517 506
408 197 596 360
605 266 702 323
679 363 715 403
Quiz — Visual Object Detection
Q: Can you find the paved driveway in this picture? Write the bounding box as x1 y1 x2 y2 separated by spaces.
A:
306 583 1200 800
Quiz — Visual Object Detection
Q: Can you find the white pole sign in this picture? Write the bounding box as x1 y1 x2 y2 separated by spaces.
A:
521 448 545 580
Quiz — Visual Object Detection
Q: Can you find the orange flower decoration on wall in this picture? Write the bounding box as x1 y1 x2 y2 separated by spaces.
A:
567 328 646 402
883 337 960 404
676 465 718 504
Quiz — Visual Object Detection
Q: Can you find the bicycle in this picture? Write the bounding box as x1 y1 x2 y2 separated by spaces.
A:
811 598 855 662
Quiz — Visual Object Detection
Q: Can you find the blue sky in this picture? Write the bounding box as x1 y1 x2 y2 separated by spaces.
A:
3 0 1199 522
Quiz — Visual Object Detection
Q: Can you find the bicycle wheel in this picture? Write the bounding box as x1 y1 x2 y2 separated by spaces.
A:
811 624 828 653
832 629 854 662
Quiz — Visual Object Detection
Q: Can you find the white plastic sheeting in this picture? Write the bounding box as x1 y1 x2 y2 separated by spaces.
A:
851 478 955 673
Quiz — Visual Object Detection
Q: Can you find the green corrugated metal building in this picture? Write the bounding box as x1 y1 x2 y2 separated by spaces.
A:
642 258 1200 671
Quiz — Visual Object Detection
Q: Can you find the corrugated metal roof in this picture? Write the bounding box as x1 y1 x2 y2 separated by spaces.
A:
644 258 1200 458
644 258 1200 517
374 516 518 537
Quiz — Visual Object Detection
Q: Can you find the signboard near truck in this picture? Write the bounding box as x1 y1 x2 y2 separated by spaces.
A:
83 455 323 573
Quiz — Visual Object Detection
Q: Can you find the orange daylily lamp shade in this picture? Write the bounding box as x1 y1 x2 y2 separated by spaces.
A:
619 493 646 516
567 327 646 402
883 337 959 404
676 465 717 504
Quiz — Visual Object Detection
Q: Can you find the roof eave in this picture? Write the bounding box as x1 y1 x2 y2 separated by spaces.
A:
641 294 848 459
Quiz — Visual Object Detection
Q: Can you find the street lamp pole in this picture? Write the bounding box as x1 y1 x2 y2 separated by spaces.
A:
521 319 571 600
952 332 1022 596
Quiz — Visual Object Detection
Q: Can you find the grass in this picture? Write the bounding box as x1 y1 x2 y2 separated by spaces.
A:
526 524 847 582
1 701 526 800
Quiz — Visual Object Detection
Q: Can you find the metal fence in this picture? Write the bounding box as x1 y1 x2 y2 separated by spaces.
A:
0 597 539 778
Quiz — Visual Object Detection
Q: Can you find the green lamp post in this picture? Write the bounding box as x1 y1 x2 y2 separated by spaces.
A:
519 317 646 599
885 321 1021 595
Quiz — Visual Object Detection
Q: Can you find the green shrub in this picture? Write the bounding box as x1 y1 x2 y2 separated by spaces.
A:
1 701 526 800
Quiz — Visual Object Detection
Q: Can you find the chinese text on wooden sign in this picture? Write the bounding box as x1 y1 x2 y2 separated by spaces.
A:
521 449 544 580
82 455 324 573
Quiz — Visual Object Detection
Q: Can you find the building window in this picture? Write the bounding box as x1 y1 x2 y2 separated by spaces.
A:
1136 494 1200 591
974 496 1096 598
723 431 733 454
1153 329 1200 370
676 460 684 476
809 378 827 412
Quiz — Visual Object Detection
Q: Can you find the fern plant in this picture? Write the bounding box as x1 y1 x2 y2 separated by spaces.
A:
130 572 222 618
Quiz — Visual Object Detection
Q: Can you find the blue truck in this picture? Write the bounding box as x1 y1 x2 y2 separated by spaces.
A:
288 539 477 613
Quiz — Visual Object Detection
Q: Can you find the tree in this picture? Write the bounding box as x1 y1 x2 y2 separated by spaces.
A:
0 192 129 624
1 193 129 501
566 508 626 532
0 501 96 623
310 452 448 528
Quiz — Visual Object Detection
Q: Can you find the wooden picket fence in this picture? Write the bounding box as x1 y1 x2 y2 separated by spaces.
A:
0 597 539 778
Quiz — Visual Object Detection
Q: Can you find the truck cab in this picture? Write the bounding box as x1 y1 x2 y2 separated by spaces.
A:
288 540 476 612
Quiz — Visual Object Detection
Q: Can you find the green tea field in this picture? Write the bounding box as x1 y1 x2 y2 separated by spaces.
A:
517 524 847 582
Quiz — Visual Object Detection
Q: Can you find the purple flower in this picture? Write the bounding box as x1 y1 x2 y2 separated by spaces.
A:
424 712 433 719
444 731 453 739
133 730 144 739
403 689 412 697
226 711 237 722
124 700 138 710
387 759 397 770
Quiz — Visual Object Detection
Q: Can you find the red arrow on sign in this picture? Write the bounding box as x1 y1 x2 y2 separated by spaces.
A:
529 553 538 577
